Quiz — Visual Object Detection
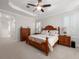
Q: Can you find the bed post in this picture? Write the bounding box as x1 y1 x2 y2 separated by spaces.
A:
45 37 49 56
58 26 60 35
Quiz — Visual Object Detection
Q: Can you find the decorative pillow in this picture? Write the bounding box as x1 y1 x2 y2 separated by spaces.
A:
41 30 49 35
49 30 58 36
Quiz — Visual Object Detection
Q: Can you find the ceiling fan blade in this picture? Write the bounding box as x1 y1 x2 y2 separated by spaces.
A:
27 3 36 6
26 5 30 8
41 9 44 12
38 0 42 3
42 4 51 7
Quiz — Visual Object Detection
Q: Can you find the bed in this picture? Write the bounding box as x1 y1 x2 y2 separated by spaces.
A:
27 25 60 56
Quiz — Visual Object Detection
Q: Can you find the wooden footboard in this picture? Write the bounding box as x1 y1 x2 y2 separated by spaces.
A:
41 38 49 56
26 37 49 56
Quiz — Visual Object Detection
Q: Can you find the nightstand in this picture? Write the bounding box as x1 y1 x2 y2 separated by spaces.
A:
58 35 71 47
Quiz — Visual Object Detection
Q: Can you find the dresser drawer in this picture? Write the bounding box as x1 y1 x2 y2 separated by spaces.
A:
20 27 30 41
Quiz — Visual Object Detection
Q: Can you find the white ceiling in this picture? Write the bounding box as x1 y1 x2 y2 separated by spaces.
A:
1 0 79 18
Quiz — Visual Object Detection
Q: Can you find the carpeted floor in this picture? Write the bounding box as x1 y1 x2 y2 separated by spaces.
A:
0 39 79 59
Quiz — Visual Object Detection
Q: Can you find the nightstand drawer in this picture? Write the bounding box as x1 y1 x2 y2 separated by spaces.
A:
65 39 70 43
59 39 64 42
59 41 64 44
59 35 71 47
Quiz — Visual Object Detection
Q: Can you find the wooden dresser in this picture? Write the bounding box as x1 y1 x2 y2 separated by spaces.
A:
20 27 30 42
58 35 71 47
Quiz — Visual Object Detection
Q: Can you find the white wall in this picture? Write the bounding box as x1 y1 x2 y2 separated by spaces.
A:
41 10 79 47
0 9 35 41
41 16 64 28
0 13 15 39
15 15 35 40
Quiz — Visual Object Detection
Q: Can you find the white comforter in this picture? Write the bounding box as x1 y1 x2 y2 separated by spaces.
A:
30 34 58 51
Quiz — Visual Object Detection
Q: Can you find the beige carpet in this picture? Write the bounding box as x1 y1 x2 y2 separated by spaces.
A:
0 38 79 59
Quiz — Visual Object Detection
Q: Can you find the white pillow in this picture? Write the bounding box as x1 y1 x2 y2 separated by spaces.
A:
49 30 58 36
41 30 49 35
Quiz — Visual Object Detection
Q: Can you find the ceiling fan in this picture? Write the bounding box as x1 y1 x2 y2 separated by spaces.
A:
26 0 51 12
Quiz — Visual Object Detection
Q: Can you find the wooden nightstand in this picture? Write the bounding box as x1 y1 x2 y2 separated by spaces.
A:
58 35 71 47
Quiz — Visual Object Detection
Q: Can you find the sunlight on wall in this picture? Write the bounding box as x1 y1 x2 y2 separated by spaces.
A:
35 21 42 33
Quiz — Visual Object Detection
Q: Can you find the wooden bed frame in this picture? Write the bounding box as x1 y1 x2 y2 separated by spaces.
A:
26 25 60 56
28 37 49 56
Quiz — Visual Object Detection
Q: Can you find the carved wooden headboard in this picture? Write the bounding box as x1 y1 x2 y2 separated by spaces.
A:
43 25 60 35
43 25 57 30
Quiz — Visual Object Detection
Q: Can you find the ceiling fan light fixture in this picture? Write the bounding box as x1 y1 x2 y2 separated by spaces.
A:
37 6 42 10
26 0 51 12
